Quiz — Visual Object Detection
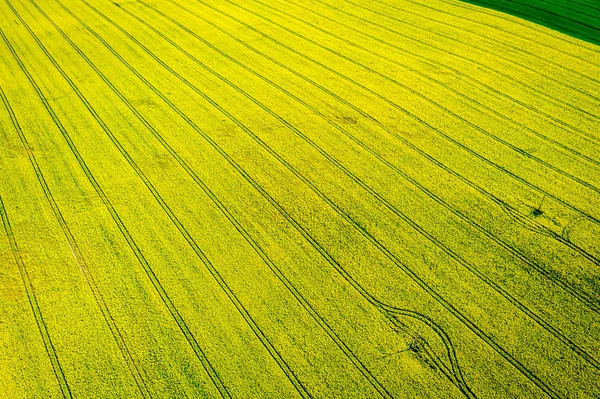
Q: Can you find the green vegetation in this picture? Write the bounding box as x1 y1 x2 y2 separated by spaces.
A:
457 0 600 45
1 0 599 397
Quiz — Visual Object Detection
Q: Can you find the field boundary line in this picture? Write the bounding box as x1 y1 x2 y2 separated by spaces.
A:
381 0 600 86
411 0 600 66
434 0 600 50
457 0 600 35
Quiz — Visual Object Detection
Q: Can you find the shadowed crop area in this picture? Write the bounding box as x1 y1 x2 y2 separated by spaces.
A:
0 0 599 397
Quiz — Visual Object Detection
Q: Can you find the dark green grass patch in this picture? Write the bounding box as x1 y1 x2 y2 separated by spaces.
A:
460 0 600 45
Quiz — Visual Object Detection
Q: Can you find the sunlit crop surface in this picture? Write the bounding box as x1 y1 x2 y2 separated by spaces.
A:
1 0 599 397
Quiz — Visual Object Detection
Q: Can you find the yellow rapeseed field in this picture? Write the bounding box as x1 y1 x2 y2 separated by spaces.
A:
1 0 599 397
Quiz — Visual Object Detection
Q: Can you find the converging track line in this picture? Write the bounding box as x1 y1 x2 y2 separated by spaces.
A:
0 86 152 399
0 191 72 399
0 19 232 399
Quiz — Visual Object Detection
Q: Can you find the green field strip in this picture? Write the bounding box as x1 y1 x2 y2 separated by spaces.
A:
453 0 600 46
427 0 600 58
342 0 600 95
57 0 600 396
537 0 600 18
570 0 600 10
434 0 600 55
